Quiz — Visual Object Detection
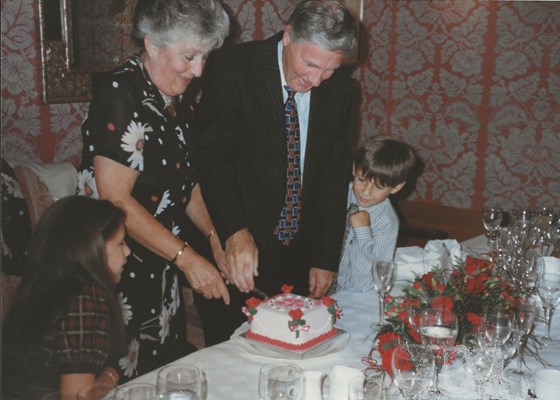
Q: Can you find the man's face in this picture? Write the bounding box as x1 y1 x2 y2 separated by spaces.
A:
281 27 345 93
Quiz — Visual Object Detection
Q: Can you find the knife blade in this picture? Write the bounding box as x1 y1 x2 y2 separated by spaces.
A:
249 287 269 299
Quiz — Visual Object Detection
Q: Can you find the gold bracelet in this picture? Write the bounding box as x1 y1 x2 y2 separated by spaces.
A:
207 229 217 240
103 369 118 386
170 241 189 264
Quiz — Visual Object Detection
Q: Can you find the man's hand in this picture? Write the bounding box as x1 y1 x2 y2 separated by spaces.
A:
224 228 259 292
309 267 335 298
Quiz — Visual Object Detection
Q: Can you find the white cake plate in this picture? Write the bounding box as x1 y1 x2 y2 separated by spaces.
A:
230 323 350 360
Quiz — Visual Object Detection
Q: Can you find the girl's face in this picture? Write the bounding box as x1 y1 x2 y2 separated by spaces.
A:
105 224 130 282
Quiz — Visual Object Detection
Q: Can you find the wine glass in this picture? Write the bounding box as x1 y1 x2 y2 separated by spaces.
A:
535 256 560 345
418 308 458 394
477 310 514 348
258 363 304 400
505 297 538 378
371 260 396 324
482 207 503 250
391 343 434 399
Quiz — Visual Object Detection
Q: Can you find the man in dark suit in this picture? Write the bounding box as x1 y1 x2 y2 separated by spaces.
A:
193 0 359 345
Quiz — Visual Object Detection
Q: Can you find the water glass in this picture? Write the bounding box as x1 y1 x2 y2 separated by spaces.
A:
157 365 207 400
391 344 434 399
113 383 157 400
40 392 76 400
258 363 303 400
348 376 365 400
418 308 458 394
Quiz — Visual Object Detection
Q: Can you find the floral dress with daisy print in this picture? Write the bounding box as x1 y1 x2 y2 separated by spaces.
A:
78 54 197 381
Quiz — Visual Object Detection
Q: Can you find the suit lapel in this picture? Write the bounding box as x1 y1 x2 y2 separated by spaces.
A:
252 34 285 151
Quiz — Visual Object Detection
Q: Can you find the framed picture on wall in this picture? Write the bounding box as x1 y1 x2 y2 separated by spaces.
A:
340 0 364 64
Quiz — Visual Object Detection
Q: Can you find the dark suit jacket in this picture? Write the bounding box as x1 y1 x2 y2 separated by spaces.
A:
194 32 357 273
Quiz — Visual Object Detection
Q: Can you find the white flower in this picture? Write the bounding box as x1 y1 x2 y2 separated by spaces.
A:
121 121 153 171
119 338 139 377
158 305 172 344
119 292 132 325
169 274 180 316
154 190 171 216
77 170 98 198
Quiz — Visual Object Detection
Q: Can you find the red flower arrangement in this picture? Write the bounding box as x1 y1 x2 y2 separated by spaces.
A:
368 256 519 376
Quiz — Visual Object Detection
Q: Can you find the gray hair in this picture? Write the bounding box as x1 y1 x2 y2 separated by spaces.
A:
132 0 230 51
288 0 358 56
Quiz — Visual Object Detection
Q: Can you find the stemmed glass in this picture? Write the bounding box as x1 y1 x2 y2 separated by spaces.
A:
391 344 434 399
505 297 538 378
535 256 560 345
418 308 458 394
371 260 396 324
482 207 503 250
477 310 514 349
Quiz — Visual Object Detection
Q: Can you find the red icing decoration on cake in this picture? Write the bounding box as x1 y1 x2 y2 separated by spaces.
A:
245 327 338 350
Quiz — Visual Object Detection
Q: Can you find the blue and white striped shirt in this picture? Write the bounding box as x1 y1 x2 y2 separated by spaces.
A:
335 183 399 291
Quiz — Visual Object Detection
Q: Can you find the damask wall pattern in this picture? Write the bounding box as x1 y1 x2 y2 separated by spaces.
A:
1 0 559 211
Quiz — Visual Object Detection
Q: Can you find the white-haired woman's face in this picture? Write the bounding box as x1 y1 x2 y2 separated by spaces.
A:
145 38 209 97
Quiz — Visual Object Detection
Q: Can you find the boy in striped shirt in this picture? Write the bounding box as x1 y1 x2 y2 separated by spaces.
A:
336 135 419 291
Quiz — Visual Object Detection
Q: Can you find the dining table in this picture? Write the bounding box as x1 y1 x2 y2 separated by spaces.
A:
123 235 560 399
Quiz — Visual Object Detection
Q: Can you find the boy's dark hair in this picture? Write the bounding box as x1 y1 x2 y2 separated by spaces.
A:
354 135 418 187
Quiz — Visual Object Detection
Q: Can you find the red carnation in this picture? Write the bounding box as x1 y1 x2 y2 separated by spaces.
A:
467 312 481 329
289 309 304 320
431 296 453 310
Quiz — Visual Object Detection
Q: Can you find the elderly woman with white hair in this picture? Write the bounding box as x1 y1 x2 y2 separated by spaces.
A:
78 0 230 381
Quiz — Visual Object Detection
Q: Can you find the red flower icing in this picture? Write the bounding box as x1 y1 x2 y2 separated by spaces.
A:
245 297 262 308
322 296 335 307
289 309 304 320
281 284 294 294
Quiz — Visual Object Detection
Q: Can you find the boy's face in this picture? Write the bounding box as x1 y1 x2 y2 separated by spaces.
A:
352 166 405 208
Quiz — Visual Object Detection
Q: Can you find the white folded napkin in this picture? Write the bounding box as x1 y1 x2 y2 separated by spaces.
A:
327 365 364 400
395 240 464 283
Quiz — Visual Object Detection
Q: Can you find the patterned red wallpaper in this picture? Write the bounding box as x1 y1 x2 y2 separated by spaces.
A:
2 0 559 210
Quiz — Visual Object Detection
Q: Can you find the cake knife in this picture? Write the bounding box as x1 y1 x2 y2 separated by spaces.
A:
249 287 269 299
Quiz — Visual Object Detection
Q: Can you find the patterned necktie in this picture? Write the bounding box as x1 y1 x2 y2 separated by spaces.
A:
275 85 302 245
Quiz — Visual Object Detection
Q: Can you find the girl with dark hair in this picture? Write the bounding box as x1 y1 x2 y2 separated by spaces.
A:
2 196 130 399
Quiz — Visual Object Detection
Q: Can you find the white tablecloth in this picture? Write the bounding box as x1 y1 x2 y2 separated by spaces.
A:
125 236 560 399
127 288 559 399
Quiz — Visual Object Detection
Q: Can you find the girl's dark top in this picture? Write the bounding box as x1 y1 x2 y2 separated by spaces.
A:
2 282 118 399
77 55 197 381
